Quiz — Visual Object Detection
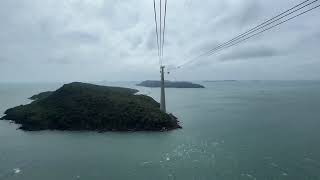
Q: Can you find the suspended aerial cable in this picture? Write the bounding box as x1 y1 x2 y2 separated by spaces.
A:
176 0 320 69
205 0 318 57
162 0 168 59
159 0 163 66
153 0 169 67
204 0 314 57
207 4 320 57
153 0 161 65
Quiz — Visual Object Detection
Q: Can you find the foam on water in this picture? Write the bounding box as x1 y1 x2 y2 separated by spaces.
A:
13 168 21 174
241 173 257 180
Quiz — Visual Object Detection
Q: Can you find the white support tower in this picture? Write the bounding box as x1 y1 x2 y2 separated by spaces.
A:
160 66 166 113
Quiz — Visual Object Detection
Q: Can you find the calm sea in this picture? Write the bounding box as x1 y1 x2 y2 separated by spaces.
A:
1 81 320 180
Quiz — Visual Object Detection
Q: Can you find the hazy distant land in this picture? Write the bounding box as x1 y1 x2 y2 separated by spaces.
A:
137 80 205 88
203 80 237 82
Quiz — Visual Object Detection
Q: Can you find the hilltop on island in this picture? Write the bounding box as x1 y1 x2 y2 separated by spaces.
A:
29 91 53 100
137 80 205 88
1 82 181 131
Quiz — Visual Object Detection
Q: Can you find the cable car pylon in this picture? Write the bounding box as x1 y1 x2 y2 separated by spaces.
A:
160 65 166 113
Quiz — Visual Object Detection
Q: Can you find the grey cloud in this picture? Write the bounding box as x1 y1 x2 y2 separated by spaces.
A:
60 31 100 44
0 0 319 82
232 0 262 27
127 34 143 50
145 30 157 51
219 46 281 61
189 40 221 55
0 57 7 62
216 0 262 29
46 57 72 65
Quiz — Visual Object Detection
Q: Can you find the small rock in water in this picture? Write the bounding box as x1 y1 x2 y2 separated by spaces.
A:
166 157 170 161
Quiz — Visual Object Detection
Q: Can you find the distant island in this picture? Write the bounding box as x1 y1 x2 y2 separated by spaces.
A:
137 80 205 88
203 80 237 82
1 82 181 132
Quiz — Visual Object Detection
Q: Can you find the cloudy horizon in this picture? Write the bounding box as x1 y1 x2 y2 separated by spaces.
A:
1 0 320 83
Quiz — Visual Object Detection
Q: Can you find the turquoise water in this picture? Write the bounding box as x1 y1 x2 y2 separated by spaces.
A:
1 81 320 180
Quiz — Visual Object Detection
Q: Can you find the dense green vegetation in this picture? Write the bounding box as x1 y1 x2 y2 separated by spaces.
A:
29 91 53 100
1 82 181 131
137 80 205 88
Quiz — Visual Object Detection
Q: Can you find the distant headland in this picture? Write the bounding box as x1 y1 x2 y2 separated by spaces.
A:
203 80 237 82
1 82 181 132
137 80 205 88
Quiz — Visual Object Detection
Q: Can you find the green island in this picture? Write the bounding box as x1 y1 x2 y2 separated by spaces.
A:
1 82 181 131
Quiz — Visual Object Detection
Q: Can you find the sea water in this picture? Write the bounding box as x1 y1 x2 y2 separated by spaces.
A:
0 81 320 180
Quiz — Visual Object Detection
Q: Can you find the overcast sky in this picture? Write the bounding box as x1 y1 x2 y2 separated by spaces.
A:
1 0 320 82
